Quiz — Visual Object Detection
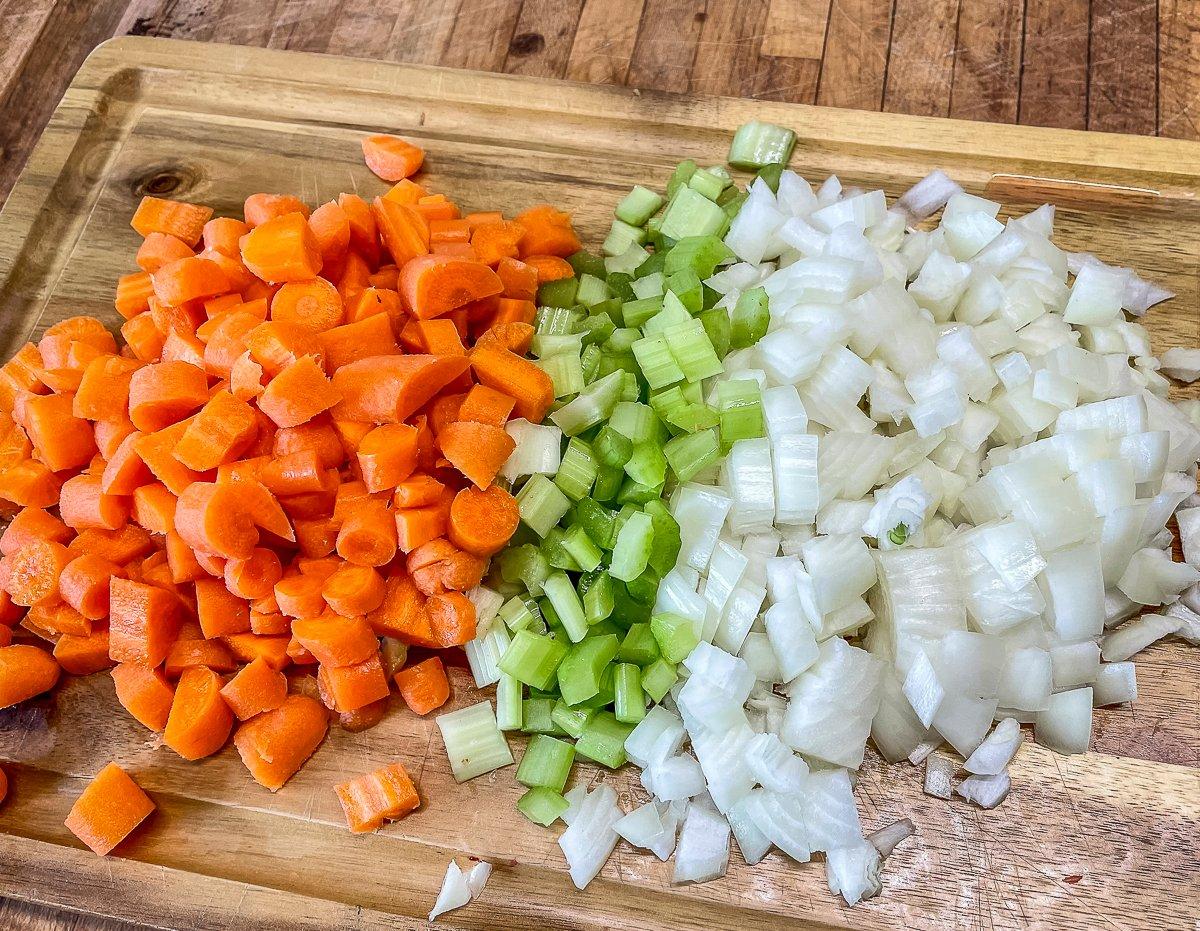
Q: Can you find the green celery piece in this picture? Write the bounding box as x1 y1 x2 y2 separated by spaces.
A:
698 307 732 360
499 629 568 691
606 272 636 302
543 571 589 642
609 402 663 445
541 527 581 572
650 612 700 663
721 191 747 220
731 286 769 349
660 187 728 241
562 524 603 572
592 464 624 503
573 498 618 549
537 277 578 308
605 327 641 352
666 268 704 313
631 271 665 300
555 437 598 501
499 595 543 634
641 290 692 337
537 352 585 398
621 296 665 329
497 543 551 596
634 249 666 280
603 218 648 257
663 318 724 383
573 664 616 710
532 332 585 358
610 510 654 582
616 185 665 226
516 734 576 792
613 663 647 724
536 305 584 336
620 371 641 402
728 120 797 169
666 159 698 199
617 622 660 665
643 498 682 577
755 163 784 193
617 478 664 506
517 787 570 826
586 618 623 640
575 711 634 769
648 385 690 432
604 242 649 276
567 250 607 279
576 273 611 306
718 378 765 448
581 343 602 382
664 235 735 279
612 581 652 628
496 673 524 730
688 167 728 201
582 313 616 347
625 565 660 606
516 474 572 537
549 369 624 437
624 442 667 488
539 597 564 638
583 572 615 624
557 634 620 706
631 333 685 390
641 658 678 702
551 699 594 739
522 697 564 734
593 425 634 469
665 428 720 483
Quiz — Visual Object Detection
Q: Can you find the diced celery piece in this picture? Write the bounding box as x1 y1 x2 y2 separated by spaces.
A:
609 402 662 445
557 633 620 705
718 378 765 447
625 442 667 487
497 543 551 596
618 478 664 506
499 595 543 634
755 162 784 193
620 371 640 402
721 190 747 220
537 278 579 309
664 235 735 278
660 186 728 240
583 312 616 347
573 498 618 549
592 464 624 502
541 527 581 572
642 290 692 337
635 249 666 279
643 499 682 579
731 286 769 349
668 403 720 435
543 571 589 643
496 673 524 730
556 438 597 501
665 428 720 483
604 242 649 276
522 697 564 734
575 711 634 769
667 159 699 199
606 327 641 352
538 352 585 398
576 273 610 306
583 571 615 623
616 185 665 226
728 120 797 169
603 218 647 256
663 318 724 382
610 511 654 582
551 699 594 739
688 167 728 201
562 524 603 572
567 250 607 279
500 628 569 690
532 332 585 357
650 612 700 663
617 622 660 665
612 580 652 627
641 657 678 702
613 663 647 724
437 702 514 782
516 734 576 792
625 565 660 605
649 385 690 431
697 307 731 359
593 425 633 468
621 296 664 329
581 342 602 381
517 786 569 826
631 271 665 300
549 369 624 437
666 268 703 313
632 334 685 389
516 474 572 537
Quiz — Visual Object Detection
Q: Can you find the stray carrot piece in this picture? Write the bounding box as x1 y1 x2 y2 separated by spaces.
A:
335 761 420 833
164 637 238 678
356 423 418 493
430 242 477 259
398 254 503 320
54 628 113 676
362 135 425 182
293 516 338 559
150 256 231 307
26 602 92 637
136 232 193 274
437 420 516 490
164 528 206 584
468 344 553 423
233 694 328 791
0 460 61 509
330 354 471 424
464 211 503 230
112 663 174 731
333 418 373 459
394 656 450 716
426 392 466 439
495 257 538 301
392 474 446 509
336 499 398 568
250 606 291 636
224 548 283 600
128 360 209 432
449 485 520 556
287 635 318 665
173 390 258 471
121 313 166 362
164 666 234 760
514 204 581 258
59 554 121 619
317 652 389 712
429 219 471 244
202 309 262 378
159 327 206 367
1 507 71 556
426 591 477 647
223 632 291 670
108 578 182 667
245 319 324 377
309 202 351 262
23 393 96 472
59 473 130 531
317 314 398 373
176 479 293 560
270 277 344 333
131 196 212 247
6 538 71 607
241 212 323 283
524 254 575 282
202 217 250 256
244 193 310 228
322 564 386 617
220 656 288 721
372 197 429 267
292 613 378 668
115 272 155 320
195 577 251 638
258 356 341 429
273 419 344 469
94 415 136 465
64 763 155 856
0 644 60 708
68 525 155 565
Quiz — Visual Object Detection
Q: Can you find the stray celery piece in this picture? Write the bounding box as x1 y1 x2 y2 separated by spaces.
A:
603 219 647 256
631 334 685 390
517 787 570 827
516 734 576 792
575 711 634 769
660 187 728 240
587 617 624 640
543 571 590 642
663 318 724 383
499 629 568 691
641 658 678 702
604 242 649 276
576 273 610 306
583 571 615 623
617 622 660 665
574 498 618 549
557 634 620 705
664 235 735 278
621 296 664 329
625 442 667 487
718 378 765 448
616 185 665 226
698 307 732 360
631 272 665 300
731 286 770 349
499 594 543 634
549 369 625 437
643 499 682 578
593 425 634 468
620 371 641 402
756 162 784 193
538 352 585 398
567 250 607 279
555 438 597 501
666 268 703 313
522 697 564 734
537 277 578 308
650 612 700 663
662 429 715 484
592 464 624 503
666 159 698 199
551 699 594 739
516 474 572 537
610 511 654 582
496 673 524 730
562 524 603 572
688 167 728 201
613 663 647 724
498 543 552 596
728 120 797 170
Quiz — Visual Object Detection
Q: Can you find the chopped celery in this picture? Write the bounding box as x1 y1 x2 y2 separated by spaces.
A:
557 634 620 705
635 249 666 279
720 190 747 220
581 342 601 381
663 318 724 382
583 571 615 623
542 571 589 642
498 544 551 596
697 307 731 360
499 594 543 634
650 612 700 663
625 442 667 487
665 429 718 484
613 663 647 724
592 464 624 502
616 185 665 226
437 702 515 782
610 511 654 582
631 272 665 300
593 425 633 468
606 327 641 352
567 250 607 279
549 369 624 436
625 565 660 605
582 312 616 346
641 291 692 336
573 664 617 711
556 438 597 501
620 371 641 402
666 268 703 313
664 235 735 278
537 352 585 398
541 528 581 572
516 734 576 792
496 673 524 730
617 478 663 506
641 658 678 702
573 498 617 549
649 385 690 430
621 296 664 329
499 629 568 690
575 711 634 769
631 333 685 389
562 524 603 572
576 273 610 306
666 159 698 199
755 162 784 193
660 187 728 240
537 278 579 309
731 286 769 349
516 474 572 537
522 697 564 734
643 499 682 577
612 580 652 627
728 120 797 169
688 167 728 201
617 622 660 665
551 699 594 738
718 378 765 447
604 242 649 276
603 218 647 256
605 272 636 302
609 402 663 445
532 332 585 357
517 786 569 826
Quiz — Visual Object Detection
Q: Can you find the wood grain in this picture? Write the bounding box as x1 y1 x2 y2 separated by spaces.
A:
1089 0 1158 134
0 36 1198 931
1018 0 1090 129
948 0 1022 123
883 0 961 117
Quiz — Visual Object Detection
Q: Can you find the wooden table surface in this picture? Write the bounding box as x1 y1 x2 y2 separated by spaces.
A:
0 2 1197 929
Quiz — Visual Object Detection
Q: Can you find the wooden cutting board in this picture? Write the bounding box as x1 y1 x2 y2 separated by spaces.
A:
0 36 1196 931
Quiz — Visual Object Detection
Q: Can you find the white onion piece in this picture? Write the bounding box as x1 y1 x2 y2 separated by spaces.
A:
742 788 811 863
1176 506 1200 568
896 170 963 221
826 841 883 906
963 717 1022 775
672 800 731 884
465 862 492 899
624 706 686 769
499 419 562 481
429 861 472 921
1092 661 1138 705
1159 347 1200 382
726 795 773 865
800 768 864 853
1034 688 1093 754
868 818 916 858
1101 613 1183 661
649 753 707 801
558 784 622 889
955 771 1011 809
923 755 954 799
782 638 882 769
743 731 809 793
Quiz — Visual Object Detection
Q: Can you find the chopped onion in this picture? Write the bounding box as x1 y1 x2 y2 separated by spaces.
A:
465 862 492 899
923 754 954 799
429 861 472 921
558 784 622 889
963 717 1022 775
868 819 916 858
1101 612 1183 661
955 771 1011 809
672 800 731 883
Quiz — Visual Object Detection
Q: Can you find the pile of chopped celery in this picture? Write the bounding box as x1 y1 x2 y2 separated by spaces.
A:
477 148 784 826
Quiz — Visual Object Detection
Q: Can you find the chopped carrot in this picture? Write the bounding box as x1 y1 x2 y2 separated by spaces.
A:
0 460 61 509
26 602 92 637
308 202 351 262
74 354 141 422
495 256 538 301
457 384 515 427
137 232 194 274
163 665 233 760
337 196 381 269
68 525 155 564
356 423 418 493
273 572 327 619
195 577 251 638
150 256 231 307
173 389 258 470
1 507 71 556
64 762 155 856
108 578 182 667
127 360 208 432
59 554 120 619
468 344 553 422
393 656 449 716
270 277 344 333
202 217 250 256
398 254 503 320
336 499 398 567
437 420 516 490
471 220 525 267
394 501 450 554
5 538 72 607
58 473 129 531
54 628 113 676
291 613 378 667
131 196 212 246
449 485 520 556
0 644 60 708
164 637 238 678
317 313 397 371
372 197 429 267
383 179 426 205
317 651 389 712
23 393 97 472
330 354 471 424
257 356 341 429
524 254 575 282
241 212 322 283
362 135 425 182
131 483 177 533
393 474 446 509
112 663 175 731
219 656 287 720
115 272 155 319
224 547 283 600
426 592 477 647
515 205 581 257
346 286 403 331
322 564 386 617
223 632 291 670
336 761 420 833
233 694 328 791
244 193 310 228
273 419 345 469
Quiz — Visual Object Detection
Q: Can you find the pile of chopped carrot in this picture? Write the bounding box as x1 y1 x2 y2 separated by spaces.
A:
0 134 581 852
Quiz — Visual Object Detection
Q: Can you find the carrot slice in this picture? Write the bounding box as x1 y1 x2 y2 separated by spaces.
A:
173 389 258 470
224 547 283 601
175 480 293 560
317 651 389 712
64 763 155 856
127 360 208 432
291 613 378 667
372 197 429 267
151 256 230 306
273 572 327 619
335 500 398 568
108 578 182 667
244 193 310 227
59 473 131 531
202 217 250 256
322 564 386 617
330 354 471 424
6 538 71 607
524 254 575 282
393 474 446 509
317 313 398 371
308 202 351 262
131 197 212 246
1 507 71 556
54 629 113 676
219 656 287 721
426 592 477 647
164 637 238 678
59 554 121 620
0 460 61 509
163 666 233 760
398 254 503 320
437 420 516 489
23 393 96 472
468 345 553 423
223 632 291 670
362 135 425 182
74 354 141 422
514 204 581 257
335 761 420 833
112 663 174 731
393 656 449 716
258 356 341 429
115 272 155 320
0 644 60 708
270 277 344 333
449 485 520 556
495 256 538 301
241 212 323 283
233 694 328 791
365 571 433 644
195 577 251 638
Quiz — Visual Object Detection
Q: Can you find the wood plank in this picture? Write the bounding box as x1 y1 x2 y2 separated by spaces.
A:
383 0 462 66
264 0 345 53
565 0 645 85
503 0 587 78
440 0 523 72
1089 0 1158 134
1158 0 1200 138
0 0 67 107
115 0 221 40
626 0 706 94
948 0 1022 123
1018 0 1089 129
760 0 832 60
207 0 282 46
688 0 771 98
815 0 892 111
752 57 822 105
883 0 960 117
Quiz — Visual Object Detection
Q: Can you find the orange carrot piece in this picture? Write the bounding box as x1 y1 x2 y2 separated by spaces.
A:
362 135 425 182
437 420 516 490
112 663 175 731
273 420 345 469
383 179 426 205
5 539 71 607
0 460 61 509
164 637 238 678
230 351 265 400
120 313 166 362
26 601 92 637
136 232 194 274
64 763 155 856
175 479 293 560
202 217 250 256
0 507 71 556
337 194 381 266
224 548 283 600
426 592 477 647
394 501 449 554
108 578 182 667
392 474 446 509
220 656 287 721
163 528 206 584
345 286 404 331
449 485 520 556
131 196 212 246
223 632 291 670
258 355 341 429
336 499 398 568
241 212 323 283
291 613 377 668
130 483 176 533
515 204 581 258
492 297 537 327
356 423 418 493
54 628 113 676
159 327 205 367
322 564 386 617
173 389 258 471
362 570 428 643
393 656 450 716
293 516 338 559
398 254 503 320
163 666 234 760
59 473 130 531
468 344 554 423
0 644 60 708
195 577 251 638
336 761 420 833
429 218 470 244
317 652 389 712
273 572 327 619
495 257 538 301
115 272 155 320
134 421 203 496
244 193 310 228
470 220 525 267
233 694 328 791
372 197 429 267
23 393 96 472
309 201 351 262
74 354 141 422
59 554 120 620
203 292 244 319
250 605 291 635
127 360 208 432
330 354 471 424
68 525 155 565
245 319 325 377
457 384 515 427
202 309 262 378
270 277 344 333
150 256 231 307
317 313 398 372
524 254 575 282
